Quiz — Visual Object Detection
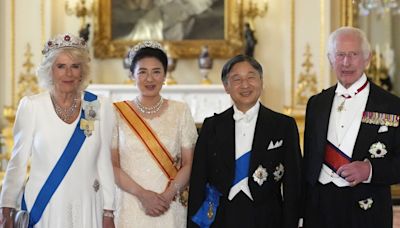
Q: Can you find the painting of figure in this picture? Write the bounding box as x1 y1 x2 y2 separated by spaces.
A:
111 0 224 41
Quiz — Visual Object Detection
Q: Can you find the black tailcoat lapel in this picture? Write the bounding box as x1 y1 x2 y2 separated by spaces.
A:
249 105 275 177
215 107 235 181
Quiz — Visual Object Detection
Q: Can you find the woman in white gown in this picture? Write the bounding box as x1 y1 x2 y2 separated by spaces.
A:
0 33 116 228
112 41 198 228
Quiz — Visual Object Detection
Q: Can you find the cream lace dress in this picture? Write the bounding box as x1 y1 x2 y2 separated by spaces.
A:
113 100 198 228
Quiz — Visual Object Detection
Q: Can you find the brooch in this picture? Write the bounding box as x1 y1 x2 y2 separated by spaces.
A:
83 100 100 121
93 179 100 192
252 165 268 186
369 142 387 158
358 198 373 210
80 100 100 137
362 111 399 127
273 163 285 182
80 119 94 137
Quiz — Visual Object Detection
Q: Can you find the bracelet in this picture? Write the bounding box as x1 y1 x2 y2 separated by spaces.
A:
171 180 181 193
103 211 114 218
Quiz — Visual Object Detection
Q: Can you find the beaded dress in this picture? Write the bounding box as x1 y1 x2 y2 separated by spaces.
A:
113 100 198 228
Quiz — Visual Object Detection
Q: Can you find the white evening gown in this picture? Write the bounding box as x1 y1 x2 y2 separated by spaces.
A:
113 100 198 228
0 91 115 228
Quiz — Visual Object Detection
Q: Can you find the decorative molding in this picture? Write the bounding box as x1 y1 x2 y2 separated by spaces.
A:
17 44 40 101
320 0 325 89
11 0 15 107
295 44 318 106
341 0 355 26
290 0 295 108
41 0 45 45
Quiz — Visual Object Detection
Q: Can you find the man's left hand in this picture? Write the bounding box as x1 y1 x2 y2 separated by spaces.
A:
337 160 371 187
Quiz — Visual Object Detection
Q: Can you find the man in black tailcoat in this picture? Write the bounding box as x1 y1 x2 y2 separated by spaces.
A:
303 26 400 228
188 54 302 228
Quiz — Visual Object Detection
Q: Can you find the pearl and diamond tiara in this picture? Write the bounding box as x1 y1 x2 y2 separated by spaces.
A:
42 33 88 56
127 40 165 65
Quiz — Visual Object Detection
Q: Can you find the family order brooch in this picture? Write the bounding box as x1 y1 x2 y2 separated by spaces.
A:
80 100 100 137
252 165 268 186
358 198 373 210
273 163 285 182
83 100 100 121
369 142 387 158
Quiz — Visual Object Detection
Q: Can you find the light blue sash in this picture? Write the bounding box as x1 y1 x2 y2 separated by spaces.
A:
232 151 251 185
22 91 97 227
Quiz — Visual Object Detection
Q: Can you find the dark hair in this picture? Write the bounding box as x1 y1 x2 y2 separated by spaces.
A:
129 47 168 74
221 54 263 84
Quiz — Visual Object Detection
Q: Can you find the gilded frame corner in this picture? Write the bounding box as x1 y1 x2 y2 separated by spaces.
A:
93 0 244 59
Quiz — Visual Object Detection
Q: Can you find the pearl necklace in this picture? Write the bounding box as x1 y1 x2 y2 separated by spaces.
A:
134 96 164 115
50 94 80 122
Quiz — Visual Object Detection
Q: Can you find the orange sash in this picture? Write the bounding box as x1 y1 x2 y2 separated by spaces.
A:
114 101 178 180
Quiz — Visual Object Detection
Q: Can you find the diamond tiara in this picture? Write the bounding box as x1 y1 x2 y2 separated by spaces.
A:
128 40 165 65
42 33 88 56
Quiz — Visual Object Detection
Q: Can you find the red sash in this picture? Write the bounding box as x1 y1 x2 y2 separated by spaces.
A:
324 141 351 172
114 101 178 180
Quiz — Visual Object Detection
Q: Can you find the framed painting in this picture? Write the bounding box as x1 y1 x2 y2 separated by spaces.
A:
93 0 245 59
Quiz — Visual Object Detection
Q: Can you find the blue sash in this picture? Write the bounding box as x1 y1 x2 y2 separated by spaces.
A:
22 91 97 227
192 184 222 228
232 151 251 185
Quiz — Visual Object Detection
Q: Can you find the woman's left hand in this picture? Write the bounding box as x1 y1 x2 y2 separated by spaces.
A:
160 188 176 205
103 216 115 228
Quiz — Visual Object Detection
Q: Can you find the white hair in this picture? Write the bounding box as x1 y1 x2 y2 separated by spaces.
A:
36 47 91 92
327 26 371 61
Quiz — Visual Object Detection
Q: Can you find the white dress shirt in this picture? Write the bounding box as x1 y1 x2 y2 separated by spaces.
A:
228 102 260 200
319 75 369 187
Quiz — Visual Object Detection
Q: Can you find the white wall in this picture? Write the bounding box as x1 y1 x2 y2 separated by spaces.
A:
254 0 292 111
0 0 10 128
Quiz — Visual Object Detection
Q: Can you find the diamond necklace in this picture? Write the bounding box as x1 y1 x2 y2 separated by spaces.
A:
134 96 164 115
50 93 80 122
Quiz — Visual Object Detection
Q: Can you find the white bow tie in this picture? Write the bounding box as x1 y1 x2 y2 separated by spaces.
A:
233 112 255 122
337 92 352 99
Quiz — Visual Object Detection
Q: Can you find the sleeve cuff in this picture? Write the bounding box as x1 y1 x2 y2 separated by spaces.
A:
362 159 372 183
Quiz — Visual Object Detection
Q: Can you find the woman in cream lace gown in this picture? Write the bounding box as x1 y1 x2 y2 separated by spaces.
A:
112 41 198 228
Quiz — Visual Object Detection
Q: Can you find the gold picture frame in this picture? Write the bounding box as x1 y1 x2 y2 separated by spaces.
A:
93 0 245 59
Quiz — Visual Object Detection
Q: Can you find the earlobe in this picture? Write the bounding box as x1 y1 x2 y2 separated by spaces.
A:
129 72 135 80
327 54 334 68
223 84 230 94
